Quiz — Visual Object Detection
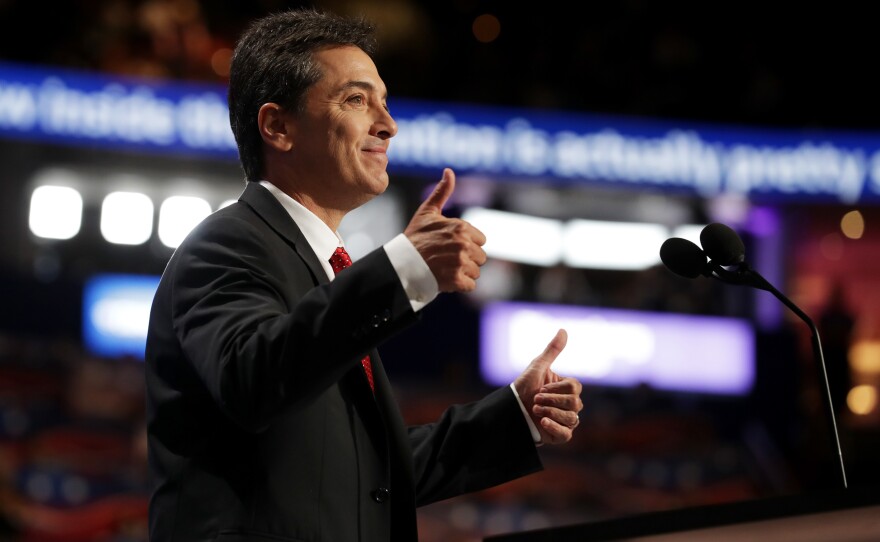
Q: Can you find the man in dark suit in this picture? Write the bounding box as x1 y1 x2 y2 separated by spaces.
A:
145 8 583 541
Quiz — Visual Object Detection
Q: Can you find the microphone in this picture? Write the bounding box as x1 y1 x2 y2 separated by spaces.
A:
660 223 848 489
700 222 745 266
659 237 709 279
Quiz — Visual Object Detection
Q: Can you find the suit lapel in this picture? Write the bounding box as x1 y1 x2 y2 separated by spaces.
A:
239 182 392 406
238 182 330 286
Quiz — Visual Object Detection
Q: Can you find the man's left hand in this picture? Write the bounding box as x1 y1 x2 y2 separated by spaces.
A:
514 329 584 445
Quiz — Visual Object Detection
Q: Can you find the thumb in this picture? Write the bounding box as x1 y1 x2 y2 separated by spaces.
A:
418 168 456 213
529 328 568 371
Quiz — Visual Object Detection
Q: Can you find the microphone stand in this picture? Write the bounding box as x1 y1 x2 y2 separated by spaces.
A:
706 261 848 489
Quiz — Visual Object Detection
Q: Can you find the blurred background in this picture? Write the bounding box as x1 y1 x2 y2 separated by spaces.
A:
2 1 880 540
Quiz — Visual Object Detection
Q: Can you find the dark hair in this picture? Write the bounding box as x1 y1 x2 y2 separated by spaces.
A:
228 9 377 182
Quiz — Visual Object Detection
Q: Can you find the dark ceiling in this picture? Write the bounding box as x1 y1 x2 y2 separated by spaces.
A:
0 0 877 132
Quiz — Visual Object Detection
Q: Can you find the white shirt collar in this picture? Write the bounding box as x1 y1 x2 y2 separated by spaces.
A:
258 180 342 281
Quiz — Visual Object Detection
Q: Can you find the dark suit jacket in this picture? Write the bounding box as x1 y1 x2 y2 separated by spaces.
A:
145 182 542 542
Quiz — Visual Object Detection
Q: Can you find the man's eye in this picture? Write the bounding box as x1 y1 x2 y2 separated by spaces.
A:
348 95 365 105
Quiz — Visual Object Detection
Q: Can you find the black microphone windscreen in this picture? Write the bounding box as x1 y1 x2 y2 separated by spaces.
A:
659 238 707 279
700 223 745 265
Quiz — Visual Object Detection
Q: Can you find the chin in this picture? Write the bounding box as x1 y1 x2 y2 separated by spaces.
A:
350 175 388 208
370 172 390 194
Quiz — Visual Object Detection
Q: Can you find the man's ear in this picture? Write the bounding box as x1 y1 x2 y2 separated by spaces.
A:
257 103 295 152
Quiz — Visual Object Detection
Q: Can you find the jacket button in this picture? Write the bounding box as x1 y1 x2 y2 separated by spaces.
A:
372 487 391 503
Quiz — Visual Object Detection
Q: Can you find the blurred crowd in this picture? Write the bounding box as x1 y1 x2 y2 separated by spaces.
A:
0 334 147 542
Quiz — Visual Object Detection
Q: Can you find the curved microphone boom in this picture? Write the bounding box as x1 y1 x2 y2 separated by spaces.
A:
660 223 848 489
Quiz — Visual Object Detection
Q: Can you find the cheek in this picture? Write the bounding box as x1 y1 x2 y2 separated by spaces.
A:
327 128 356 158
317 133 349 170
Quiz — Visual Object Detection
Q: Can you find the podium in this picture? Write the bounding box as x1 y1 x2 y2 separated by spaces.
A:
484 486 880 541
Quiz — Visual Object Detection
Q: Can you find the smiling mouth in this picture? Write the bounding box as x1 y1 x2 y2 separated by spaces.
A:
363 148 388 161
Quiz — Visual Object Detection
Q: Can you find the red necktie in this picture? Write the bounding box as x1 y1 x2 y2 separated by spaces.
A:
329 247 375 392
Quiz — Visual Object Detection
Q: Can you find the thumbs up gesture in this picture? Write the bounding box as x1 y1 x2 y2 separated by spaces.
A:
404 168 487 292
514 329 584 445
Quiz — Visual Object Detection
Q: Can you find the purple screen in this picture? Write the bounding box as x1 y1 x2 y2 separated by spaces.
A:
481 302 755 395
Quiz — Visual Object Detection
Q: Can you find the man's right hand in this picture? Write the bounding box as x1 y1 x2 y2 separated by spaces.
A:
404 168 487 293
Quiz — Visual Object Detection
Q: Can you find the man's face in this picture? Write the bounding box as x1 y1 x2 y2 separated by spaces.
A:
288 45 397 212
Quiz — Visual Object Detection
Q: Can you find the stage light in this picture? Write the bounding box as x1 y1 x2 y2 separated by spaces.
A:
563 219 668 270
472 14 501 43
210 48 233 77
461 207 704 270
850 340 880 374
461 207 563 266
847 385 877 415
158 196 212 248
672 224 707 247
840 210 864 239
100 191 154 245
29 185 83 240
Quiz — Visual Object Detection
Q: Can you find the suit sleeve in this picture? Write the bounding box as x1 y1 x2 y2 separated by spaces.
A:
407 386 543 506
167 214 418 433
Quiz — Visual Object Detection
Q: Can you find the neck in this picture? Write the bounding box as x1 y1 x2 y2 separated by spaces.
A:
286 189 345 232
263 168 346 231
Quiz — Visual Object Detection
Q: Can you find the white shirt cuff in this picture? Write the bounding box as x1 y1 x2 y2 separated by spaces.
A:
510 383 542 446
383 233 439 313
